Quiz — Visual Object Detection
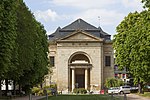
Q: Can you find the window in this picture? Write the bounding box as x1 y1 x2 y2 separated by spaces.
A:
50 56 55 66
105 56 111 66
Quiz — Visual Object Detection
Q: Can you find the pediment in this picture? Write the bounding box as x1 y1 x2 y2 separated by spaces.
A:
59 30 103 41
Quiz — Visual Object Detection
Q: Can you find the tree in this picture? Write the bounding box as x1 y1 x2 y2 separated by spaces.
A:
113 3 150 93
142 0 150 9
15 1 49 93
104 78 124 88
0 0 49 95
0 0 18 95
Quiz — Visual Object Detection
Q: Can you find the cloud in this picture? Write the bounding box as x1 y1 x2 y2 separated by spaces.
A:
51 0 119 9
121 0 143 11
73 9 125 26
30 0 143 36
34 9 59 22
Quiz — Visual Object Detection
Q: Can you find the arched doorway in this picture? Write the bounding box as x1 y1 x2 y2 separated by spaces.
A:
68 52 92 92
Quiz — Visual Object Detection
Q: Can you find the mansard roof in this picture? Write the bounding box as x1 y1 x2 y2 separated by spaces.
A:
48 18 111 41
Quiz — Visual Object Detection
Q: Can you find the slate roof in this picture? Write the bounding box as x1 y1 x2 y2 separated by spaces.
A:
48 18 111 41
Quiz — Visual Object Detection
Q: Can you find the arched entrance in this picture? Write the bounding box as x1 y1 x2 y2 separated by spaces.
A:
68 52 92 92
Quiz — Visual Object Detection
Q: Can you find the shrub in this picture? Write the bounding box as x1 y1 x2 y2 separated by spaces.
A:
47 90 52 95
50 84 57 89
130 89 138 93
80 88 87 94
32 84 57 96
104 78 124 88
73 88 87 94
37 89 44 96
43 86 50 89
73 88 78 94
32 87 40 95
143 86 150 92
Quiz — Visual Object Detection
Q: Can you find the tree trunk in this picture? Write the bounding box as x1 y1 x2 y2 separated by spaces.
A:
40 83 43 89
5 79 8 96
13 80 16 95
0 79 2 96
19 84 21 96
138 82 144 94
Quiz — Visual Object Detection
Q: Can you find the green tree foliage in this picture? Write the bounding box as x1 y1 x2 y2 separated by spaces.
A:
0 0 18 79
16 1 36 85
104 78 124 88
0 0 49 94
113 9 150 93
15 1 49 93
142 0 150 9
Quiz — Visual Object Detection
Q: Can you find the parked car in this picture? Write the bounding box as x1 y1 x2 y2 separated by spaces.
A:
108 87 120 94
130 86 138 93
145 85 150 89
130 86 138 90
144 85 150 92
119 86 131 94
108 86 131 94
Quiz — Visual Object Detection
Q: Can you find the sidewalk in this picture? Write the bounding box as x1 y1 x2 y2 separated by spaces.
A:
12 95 46 100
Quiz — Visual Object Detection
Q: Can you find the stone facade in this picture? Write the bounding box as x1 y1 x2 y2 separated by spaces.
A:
47 19 114 92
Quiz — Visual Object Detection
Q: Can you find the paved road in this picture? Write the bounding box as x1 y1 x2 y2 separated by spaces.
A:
126 94 150 100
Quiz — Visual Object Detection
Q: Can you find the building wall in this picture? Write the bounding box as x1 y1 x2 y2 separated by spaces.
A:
48 41 114 91
56 42 103 90
103 43 114 83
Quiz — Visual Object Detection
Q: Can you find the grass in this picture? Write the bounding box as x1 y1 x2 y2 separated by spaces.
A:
40 94 123 100
138 92 150 98
0 96 11 99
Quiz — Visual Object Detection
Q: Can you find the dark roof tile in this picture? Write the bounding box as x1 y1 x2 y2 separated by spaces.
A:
48 18 111 41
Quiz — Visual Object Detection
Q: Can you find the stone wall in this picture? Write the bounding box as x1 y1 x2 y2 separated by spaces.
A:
48 41 114 91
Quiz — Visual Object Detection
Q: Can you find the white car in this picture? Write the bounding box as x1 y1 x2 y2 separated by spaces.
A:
119 86 131 94
108 86 131 94
108 87 120 94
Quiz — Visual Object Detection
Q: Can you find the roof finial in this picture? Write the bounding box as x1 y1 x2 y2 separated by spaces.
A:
78 19 80 23
98 16 100 27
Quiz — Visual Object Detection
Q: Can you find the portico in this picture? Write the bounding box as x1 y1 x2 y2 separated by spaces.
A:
68 52 92 91
69 64 92 91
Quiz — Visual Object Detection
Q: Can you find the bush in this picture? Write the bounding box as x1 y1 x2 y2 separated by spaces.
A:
32 86 51 96
143 86 150 92
73 88 78 94
47 90 52 95
130 89 138 93
73 88 87 94
32 87 40 95
32 84 57 96
104 78 124 88
50 84 57 89
37 90 44 96
43 86 50 89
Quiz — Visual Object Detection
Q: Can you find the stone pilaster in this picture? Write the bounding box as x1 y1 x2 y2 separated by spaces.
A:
85 68 88 90
72 68 75 92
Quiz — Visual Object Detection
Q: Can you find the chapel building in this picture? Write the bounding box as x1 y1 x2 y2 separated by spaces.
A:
47 19 114 92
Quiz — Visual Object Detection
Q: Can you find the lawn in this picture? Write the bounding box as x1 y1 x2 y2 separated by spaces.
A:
138 92 150 98
40 94 123 100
